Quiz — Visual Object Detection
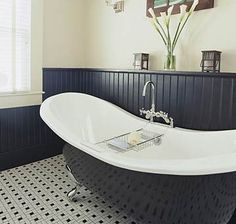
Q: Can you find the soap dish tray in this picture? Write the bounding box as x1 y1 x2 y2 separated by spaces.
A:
100 129 163 152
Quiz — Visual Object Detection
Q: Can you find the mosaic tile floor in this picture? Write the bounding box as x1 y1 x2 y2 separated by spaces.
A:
0 155 138 224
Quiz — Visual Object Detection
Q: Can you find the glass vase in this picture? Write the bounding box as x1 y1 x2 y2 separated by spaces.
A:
164 52 176 71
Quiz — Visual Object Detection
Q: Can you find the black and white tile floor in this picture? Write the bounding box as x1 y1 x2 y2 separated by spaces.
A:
0 155 138 224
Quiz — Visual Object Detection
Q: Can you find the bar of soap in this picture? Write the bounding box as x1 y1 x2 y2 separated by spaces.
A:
128 132 141 145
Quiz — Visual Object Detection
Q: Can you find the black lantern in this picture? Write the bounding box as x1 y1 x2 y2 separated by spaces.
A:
201 50 222 73
133 53 149 70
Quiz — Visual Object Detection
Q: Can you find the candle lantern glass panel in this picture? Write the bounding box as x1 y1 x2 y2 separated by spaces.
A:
133 53 149 70
201 50 221 73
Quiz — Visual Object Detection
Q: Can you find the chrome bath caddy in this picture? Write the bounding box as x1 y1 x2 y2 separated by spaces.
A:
97 129 163 152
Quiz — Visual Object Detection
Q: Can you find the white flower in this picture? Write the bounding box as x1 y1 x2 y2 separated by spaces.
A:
166 5 174 25
180 4 188 21
148 8 160 30
148 8 156 19
160 12 167 25
189 0 199 14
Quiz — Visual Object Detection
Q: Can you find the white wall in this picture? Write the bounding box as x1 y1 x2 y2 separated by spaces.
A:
43 0 86 68
85 0 236 72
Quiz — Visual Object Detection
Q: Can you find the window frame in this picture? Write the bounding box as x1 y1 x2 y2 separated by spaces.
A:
0 0 43 109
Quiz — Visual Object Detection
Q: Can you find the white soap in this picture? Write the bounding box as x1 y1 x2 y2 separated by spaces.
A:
128 131 141 146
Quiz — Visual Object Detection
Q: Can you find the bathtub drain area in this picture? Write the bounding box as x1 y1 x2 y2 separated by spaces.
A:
0 155 138 224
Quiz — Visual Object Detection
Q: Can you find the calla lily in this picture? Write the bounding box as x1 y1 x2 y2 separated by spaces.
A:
189 0 199 14
160 12 167 26
148 8 168 45
179 4 188 21
148 8 156 19
148 8 159 29
167 5 174 16
166 5 174 25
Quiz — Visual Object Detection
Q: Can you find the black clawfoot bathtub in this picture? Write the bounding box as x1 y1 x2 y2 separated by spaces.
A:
40 93 236 224
63 144 236 224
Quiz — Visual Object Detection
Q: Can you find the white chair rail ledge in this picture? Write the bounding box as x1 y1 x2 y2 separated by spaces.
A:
0 91 44 109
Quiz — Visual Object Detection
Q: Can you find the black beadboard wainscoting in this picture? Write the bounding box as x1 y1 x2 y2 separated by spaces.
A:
0 106 64 171
44 68 236 131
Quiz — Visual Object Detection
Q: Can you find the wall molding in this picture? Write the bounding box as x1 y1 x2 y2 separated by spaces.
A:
43 67 236 77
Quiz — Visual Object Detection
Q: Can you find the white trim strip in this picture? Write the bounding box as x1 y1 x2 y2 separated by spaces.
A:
0 91 45 97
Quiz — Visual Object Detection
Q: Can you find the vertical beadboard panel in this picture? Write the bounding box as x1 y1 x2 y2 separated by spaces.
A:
123 72 128 111
221 77 234 129
169 75 178 118
133 73 140 116
156 74 164 111
200 77 214 129
139 73 146 110
232 78 236 129
0 105 64 170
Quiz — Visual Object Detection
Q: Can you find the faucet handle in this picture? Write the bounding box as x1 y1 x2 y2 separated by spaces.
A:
140 108 145 116
161 111 168 116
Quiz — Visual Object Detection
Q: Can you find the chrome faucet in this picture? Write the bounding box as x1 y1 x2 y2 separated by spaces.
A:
140 81 174 128
141 81 156 122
